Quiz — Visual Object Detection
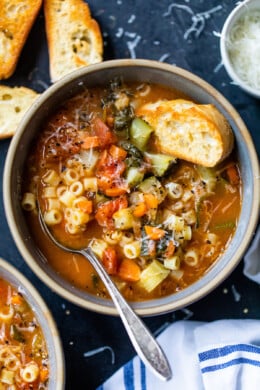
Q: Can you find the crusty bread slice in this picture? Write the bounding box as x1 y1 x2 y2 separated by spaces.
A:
0 0 42 80
44 0 103 82
136 99 234 167
0 86 40 139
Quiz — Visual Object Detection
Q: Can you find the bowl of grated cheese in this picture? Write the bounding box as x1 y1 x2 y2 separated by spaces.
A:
220 0 260 98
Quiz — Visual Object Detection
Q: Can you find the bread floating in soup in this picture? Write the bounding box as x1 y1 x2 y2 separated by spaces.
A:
21 79 241 301
0 278 49 388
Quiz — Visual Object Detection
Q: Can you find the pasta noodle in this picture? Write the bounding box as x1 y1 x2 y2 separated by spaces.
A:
42 169 60 186
21 192 36 211
44 209 62 225
184 249 199 266
123 241 141 259
62 168 80 184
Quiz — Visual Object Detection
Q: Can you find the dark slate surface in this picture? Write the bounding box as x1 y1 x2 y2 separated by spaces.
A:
0 1 259 389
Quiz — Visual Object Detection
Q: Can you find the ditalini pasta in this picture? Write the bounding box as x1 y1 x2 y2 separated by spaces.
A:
0 278 49 389
21 79 241 301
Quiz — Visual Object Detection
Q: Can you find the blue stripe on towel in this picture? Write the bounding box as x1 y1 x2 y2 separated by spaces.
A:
201 357 260 373
199 344 260 362
124 360 134 390
140 360 146 390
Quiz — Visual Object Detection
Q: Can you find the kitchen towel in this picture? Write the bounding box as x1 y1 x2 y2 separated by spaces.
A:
97 319 260 390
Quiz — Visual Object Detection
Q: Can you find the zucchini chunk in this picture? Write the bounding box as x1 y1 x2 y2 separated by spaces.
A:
130 117 154 151
144 152 177 177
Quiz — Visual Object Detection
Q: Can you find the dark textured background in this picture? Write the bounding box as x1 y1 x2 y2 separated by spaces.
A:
0 1 259 389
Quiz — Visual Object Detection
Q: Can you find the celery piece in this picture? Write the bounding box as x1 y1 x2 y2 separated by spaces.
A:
196 166 217 193
144 152 177 177
130 117 154 151
138 260 170 292
138 176 166 203
125 167 144 187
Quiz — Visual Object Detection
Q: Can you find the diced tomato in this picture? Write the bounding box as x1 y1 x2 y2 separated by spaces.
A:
165 240 176 258
95 196 128 228
102 247 118 275
93 118 117 147
96 147 128 195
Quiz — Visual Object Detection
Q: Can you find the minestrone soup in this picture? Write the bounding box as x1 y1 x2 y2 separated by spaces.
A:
0 278 49 389
22 79 241 301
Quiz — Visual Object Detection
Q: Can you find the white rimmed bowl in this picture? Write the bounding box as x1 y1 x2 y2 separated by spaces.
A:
220 0 260 98
3 59 260 316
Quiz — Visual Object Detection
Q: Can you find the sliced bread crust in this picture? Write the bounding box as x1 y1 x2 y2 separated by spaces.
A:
136 99 234 167
0 0 42 80
44 0 103 82
0 86 40 139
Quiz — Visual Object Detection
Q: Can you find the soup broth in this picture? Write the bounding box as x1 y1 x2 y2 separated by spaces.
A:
0 278 49 389
22 80 241 301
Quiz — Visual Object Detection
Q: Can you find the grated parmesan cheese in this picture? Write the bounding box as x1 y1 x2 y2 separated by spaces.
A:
227 10 260 89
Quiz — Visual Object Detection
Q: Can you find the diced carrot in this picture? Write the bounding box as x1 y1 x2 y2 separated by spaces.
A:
144 225 165 240
105 187 128 197
81 136 100 149
102 247 118 275
11 294 23 305
133 202 147 218
77 199 93 214
117 258 141 282
109 144 127 160
226 165 240 185
144 193 159 209
40 367 49 383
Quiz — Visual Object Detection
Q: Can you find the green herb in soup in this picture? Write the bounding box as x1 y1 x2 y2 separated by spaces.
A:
21 80 241 301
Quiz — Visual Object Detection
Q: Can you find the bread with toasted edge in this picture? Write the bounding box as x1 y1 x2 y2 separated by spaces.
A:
0 86 40 139
44 0 103 83
0 0 42 80
136 99 234 167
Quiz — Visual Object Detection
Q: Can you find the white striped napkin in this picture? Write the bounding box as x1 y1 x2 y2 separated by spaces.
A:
97 319 260 390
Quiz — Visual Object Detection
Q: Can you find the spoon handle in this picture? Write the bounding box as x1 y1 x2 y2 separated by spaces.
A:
82 247 172 381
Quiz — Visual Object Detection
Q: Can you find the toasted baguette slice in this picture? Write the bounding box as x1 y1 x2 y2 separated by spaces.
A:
0 1 42 80
136 99 234 167
0 86 40 139
44 0 103 82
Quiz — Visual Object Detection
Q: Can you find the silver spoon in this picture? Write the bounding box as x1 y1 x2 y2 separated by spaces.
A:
38 206 172 381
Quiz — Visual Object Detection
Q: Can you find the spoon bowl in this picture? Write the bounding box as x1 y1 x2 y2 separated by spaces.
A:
38 205 172 381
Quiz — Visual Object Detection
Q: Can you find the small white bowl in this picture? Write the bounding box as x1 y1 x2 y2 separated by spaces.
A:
220 0 260 98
